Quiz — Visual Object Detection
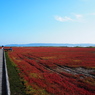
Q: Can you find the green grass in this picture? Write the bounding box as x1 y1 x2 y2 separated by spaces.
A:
5 52 27 95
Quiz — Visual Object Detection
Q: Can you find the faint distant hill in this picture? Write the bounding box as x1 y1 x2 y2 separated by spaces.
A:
5 43 95 47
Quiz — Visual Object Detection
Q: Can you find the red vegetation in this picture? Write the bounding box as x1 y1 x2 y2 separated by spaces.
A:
8 47 95 95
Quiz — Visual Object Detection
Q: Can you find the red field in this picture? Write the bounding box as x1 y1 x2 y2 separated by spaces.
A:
8 47 95 95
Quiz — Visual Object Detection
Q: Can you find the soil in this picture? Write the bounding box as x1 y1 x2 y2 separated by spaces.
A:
53 66 95 78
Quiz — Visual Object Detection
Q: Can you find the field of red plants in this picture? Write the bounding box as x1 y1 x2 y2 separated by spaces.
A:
8 47 95 95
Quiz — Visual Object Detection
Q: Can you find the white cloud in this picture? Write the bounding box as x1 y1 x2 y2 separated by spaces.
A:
75 14 83 19
54 14 84 22
54 12 95 24
55 16 73 22
74 14 84 22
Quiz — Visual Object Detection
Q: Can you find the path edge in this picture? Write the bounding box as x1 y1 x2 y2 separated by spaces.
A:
3 51 11 95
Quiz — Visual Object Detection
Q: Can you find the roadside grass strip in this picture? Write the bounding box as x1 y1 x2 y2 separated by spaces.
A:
5 52 27 95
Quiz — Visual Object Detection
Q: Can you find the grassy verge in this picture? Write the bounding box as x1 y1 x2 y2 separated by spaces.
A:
5 52 27 95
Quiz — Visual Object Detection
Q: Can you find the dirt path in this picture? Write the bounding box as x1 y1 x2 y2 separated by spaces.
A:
53 65 95 78
25 57 95 78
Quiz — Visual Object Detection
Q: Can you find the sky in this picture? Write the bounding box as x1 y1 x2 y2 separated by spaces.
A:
0 0 95 45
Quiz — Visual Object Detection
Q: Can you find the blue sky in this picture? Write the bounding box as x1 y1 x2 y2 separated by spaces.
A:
0 0 95 45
